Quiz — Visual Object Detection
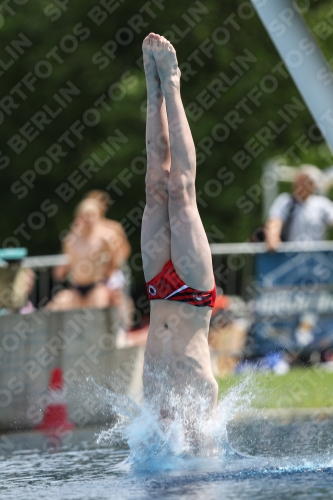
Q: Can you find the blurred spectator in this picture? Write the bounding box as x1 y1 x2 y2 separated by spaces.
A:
0 265 35 314
48 199 111 310
83 190 131 307
265 165 333 251
18 268 35 314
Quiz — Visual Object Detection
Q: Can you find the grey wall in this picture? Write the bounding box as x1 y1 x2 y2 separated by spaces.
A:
0 308 144 431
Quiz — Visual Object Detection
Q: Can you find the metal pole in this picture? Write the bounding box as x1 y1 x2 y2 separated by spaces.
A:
251 0 333 151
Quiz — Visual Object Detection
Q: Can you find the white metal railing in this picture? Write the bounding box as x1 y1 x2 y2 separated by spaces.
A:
22 254 69 268
0 251 69 269
210 241 333 255
3 243 333 304
0 253 131 309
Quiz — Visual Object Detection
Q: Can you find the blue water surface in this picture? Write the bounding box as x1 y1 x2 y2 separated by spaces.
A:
1 416 333 500
1 379 333 500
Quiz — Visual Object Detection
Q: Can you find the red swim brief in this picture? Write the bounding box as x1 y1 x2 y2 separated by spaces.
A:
146 260 216 307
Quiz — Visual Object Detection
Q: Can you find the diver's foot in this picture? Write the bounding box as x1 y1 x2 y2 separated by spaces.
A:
151 33 181 93
142 33 161 95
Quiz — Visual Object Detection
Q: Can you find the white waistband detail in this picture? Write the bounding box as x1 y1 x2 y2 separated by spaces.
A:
164 284 188 300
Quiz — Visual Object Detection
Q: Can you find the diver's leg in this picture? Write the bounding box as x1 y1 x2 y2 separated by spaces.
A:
141 33 172 282
152 35 214 291
152 36 218 419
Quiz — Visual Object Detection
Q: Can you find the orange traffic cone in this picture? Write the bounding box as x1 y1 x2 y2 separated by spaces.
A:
36 368 75 433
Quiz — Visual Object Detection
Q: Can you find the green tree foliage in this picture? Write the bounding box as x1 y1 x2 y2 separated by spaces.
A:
1 0 332 288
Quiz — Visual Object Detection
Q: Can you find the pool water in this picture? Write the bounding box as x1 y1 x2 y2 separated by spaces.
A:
1 381 333 500
1 419 333 500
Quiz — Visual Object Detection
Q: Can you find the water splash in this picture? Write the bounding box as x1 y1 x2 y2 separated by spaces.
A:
97 375 256 470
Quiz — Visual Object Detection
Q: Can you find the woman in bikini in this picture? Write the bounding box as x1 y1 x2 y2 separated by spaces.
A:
141 33 218 422
49 199 111 310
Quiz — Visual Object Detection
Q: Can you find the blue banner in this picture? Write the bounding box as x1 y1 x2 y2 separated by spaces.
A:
251 251 333 356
